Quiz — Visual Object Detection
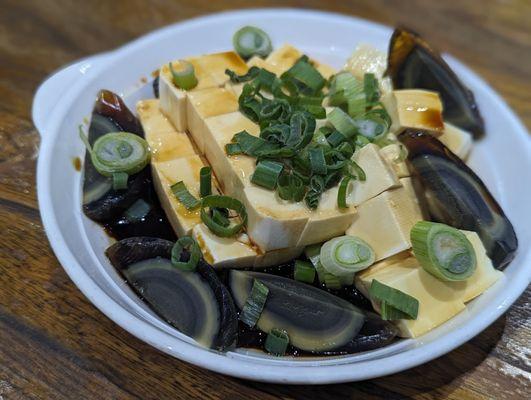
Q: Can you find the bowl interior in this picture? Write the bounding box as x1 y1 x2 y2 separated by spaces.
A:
37 9 531 381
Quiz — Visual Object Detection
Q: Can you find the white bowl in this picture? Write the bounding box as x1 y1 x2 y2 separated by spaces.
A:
34 9 531 384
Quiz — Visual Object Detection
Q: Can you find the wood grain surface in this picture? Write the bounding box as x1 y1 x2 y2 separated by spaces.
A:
1 0 530 398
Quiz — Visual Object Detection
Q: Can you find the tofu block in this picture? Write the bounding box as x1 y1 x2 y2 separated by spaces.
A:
192 223 257 268
159 52 247 132
202 111 260 195
247 55 285 76
355 258 466 338
265 44 336 79
346 177 423 260
297 186 357 246
438 122 473 159
137 99 196 162
449 231 503 303
151 156 205 237
243 186 310 251
344 43 393 95
253 246 305 269
186 87 239 152
349 143 401 205
382 89 444 135
379 143 410 178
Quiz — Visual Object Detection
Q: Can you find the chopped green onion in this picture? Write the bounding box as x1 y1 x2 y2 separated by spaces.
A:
308 147 327 175
369 280 419 320
112 172 128 190
171 236 201 272
337 175 351 208
294 260 316 283
200 195 247 237
169 61 198 90
339 273 355 286
353 117 387 140
199 166 212 197
328 72 363 107
320 235 375 276
251 160 283 190
314 261 326 284
264 328 289 356
326 130 347 147
349 160 366 181
211 208 230 227
347 97 367 117
233 26 272 59
312 128 330 147
87 132 150 177
171 181 200 210
281 57 326 95
240 279 269 327
225 142 243 155
324 272 342 289
123 199 151 222
225 66 260 83
411 221 477 281
328 108 357 138
380 301 410 320
363 73 380 105
277 173 305 202
231 130 278 157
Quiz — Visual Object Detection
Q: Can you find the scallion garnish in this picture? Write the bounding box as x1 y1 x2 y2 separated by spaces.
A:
411 221 477 281
171 181 200 210
123 199 151 222
323 272 342 290
294 260 316 284
264 328 289 356
200 195 247 237
251 160 283 190
369 280 419 320
232 26 272 59
349 160 366 181
281 56 326 95
380 301 410 321
170 236 201 272
199 166 212 197
308 147 327 176
240 279 269 327
363 73 380 105
328 108 357 138
169 61 198 90
112 172 128 190
211 208 230 227
320 235 375 276
337 175 351 208
326 130 347 147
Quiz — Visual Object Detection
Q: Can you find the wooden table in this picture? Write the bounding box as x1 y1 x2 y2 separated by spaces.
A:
1 0 529 398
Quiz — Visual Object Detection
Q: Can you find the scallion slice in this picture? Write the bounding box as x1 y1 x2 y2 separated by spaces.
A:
171 236 201 272
251 160 283 190
281 57 326 95
112 172 128 190
380 301 410 321
308 147 327 175
233 26 272 59
328 108 357 138
320 235 375 276
171 181 200 210
369 280 419 320
294 260 316 284
337 175 351 208
326 130 347 148
169 61 198 90
87 132 150 177
211 208 230 227
199 166 212 197
225 142 243 155
349 161 366 181
323 272 342 290
363 73 380 105
264 328 289 356
123 199 151 222
200 195 247 237
411 221 477 281
240 279 269 327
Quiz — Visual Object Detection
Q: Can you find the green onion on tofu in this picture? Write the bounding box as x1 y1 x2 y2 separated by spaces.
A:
200 195 247 237
171 236 201 272
171 181 201 210
369 279 419 320
411 221 477 281
199 166 212 197
169 61 198 90
233 26 273 59
320 235 375 276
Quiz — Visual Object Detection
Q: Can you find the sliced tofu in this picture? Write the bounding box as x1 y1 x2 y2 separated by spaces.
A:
192 223 257 268
382 89 444 135
201 111 260 195
379 143 410 178
159 52 247 132
186 87 239 152
355 257 466 338
346 177 423 260
348 143 401 205
438 122 473 159
297 186 357 247
137 99 196 162
344 43 393 95
253 246 304 269
265 44 337 79
449 231 503 303
246 55 285 76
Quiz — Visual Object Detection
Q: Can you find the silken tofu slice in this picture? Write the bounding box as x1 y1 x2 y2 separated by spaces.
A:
379 143 410 178
438 122 473 159
346 177 423 261
355 259 466 338
186 87 239 152
344 43 393 96
348 143 401 205
265 44 337 79
297 186 357 247
137 99 196 162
